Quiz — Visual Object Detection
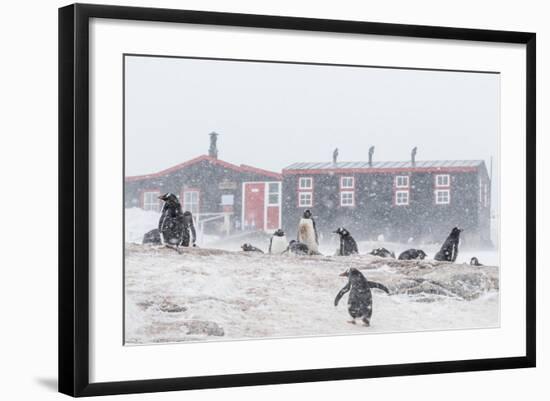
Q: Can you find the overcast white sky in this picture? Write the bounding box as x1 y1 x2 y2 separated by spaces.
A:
125 55 499 183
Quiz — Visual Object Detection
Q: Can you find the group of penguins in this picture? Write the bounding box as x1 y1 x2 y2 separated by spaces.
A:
242 210 483 266
241 210 484 327
143 194 483 327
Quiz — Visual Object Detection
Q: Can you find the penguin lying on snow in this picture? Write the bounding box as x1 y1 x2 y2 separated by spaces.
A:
369 248 395 258
470 257 483 266
434 227 463 262
398 249 427 260
297 209 320 254
241 243 264 253
269 229 288 254
334 268 390 326
333 227 358 256
284 240 310 255
142 228 162 245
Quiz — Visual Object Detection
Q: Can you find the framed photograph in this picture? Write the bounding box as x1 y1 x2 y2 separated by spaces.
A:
59 3 536 397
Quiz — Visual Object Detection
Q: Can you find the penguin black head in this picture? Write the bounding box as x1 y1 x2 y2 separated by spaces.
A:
418 250 427 259
451 227 463 237
289 240 297 245
470 257 482 266
333 227 350 237
241 243 251 251
273 229 285 237
159 192 180 205
303 209 312 219
339 267 360 277
183 210 192 216
369 248 381 256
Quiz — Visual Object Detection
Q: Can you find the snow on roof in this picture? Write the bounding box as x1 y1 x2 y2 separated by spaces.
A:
283 160 485 171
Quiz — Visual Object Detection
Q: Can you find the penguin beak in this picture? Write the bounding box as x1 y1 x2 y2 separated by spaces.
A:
339 271 349 277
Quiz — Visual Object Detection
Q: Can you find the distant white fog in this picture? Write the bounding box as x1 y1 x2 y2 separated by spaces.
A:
124 55 500 209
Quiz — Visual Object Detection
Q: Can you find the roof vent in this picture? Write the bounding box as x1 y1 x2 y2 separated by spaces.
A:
368 146 375 167
411 146 417 166
332 148 339 165
208 132 219 159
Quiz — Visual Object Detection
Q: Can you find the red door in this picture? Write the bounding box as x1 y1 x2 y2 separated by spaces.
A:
243 183 265 230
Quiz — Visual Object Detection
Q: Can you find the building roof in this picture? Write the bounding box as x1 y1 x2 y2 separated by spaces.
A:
126 155 283 182
283 160 486 174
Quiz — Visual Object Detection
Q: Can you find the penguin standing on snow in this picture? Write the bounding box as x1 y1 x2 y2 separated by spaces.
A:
269 229 288 254
297 209 320 254
157 193 196 247
333 227 358 256
334 268 390 326
180 210 197 247
434 227 463 262
158 193 185 246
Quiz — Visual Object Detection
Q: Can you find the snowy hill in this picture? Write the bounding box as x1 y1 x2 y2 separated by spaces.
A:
124 244 499 344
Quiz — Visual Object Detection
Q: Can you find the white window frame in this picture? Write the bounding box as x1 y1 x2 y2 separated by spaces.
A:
435 189 451 205
298 177 313 190
143 191 160 211
298 191 313 207
267 182 281 206
395 175 409 188
395 190 410 206
183 190 200 215
340 176 354 189
340 191 355 207
435 174 450 187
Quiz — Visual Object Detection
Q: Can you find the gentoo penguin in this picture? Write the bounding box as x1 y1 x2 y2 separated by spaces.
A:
369 248 395 258
334 268 390 326
434 227 463 262
269 229 288 254
398 249 427 260
297 209 320 254
284 240 310 255
470 257 483 266
333 227 358 256
241 243 264 253
142 228 162 245
180 210 197 247
157 193 187 246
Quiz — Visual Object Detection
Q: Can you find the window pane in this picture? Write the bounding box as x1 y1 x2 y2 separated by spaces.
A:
299 177 312 189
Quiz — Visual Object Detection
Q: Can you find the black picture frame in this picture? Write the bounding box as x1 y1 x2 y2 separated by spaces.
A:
59 3 536 397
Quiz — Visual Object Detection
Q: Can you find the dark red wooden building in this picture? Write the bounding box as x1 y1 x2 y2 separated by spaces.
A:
125 134 282 234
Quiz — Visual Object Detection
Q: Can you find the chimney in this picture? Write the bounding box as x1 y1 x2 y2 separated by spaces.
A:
368 146 375 167
411 146 417 166
332 148 339 165
208 132 219 159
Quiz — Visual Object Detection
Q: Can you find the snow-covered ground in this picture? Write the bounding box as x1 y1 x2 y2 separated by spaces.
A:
125 245 499 345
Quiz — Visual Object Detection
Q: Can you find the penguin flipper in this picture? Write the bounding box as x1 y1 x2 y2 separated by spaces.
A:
313 219 319 244
367 281 390 294
334 282 350 306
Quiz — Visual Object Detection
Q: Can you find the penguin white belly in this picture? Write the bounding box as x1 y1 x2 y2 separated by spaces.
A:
298 218 318 252
270 236 288 254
